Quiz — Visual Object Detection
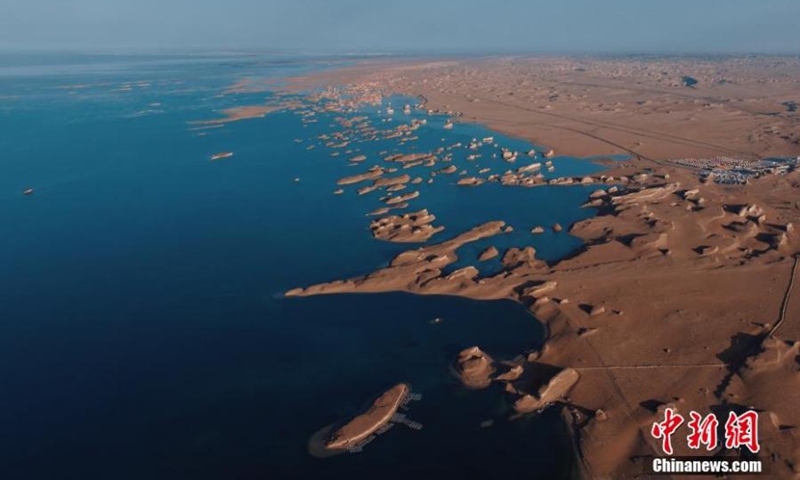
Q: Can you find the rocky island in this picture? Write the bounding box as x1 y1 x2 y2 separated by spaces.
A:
369 209 444 243
309 383 410 456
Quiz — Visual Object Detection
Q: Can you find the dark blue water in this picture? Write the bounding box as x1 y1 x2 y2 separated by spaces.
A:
0 53 601 479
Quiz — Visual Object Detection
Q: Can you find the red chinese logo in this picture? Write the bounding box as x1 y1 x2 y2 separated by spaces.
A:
724 410 760 453
687 411 718 451
651 409 760 455
651 408 684 455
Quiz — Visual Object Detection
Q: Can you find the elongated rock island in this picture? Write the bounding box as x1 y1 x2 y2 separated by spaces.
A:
321 383 409 452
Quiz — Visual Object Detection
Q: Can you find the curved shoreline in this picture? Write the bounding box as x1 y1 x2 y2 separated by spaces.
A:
288 154 800 477
279 63 800 477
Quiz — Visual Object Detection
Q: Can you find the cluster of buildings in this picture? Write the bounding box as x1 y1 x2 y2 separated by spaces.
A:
667 156 800 185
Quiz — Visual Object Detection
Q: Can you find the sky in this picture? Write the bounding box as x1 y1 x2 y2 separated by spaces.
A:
2 0 800 54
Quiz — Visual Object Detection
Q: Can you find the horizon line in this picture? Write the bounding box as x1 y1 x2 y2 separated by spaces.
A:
1 47 799 59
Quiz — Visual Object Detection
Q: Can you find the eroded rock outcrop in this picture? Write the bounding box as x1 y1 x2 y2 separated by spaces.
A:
338 167 384 185
285 221 507 297
514 368 579 413
369 209 444 243
457 176 484 187
478 246 499 261
456 347 496 389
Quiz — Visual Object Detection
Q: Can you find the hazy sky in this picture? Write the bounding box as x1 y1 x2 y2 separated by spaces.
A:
2 0 800 54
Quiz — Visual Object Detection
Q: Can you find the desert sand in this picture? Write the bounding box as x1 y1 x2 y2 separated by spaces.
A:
287 55 800 160
282 55 800 478
290 160 800 477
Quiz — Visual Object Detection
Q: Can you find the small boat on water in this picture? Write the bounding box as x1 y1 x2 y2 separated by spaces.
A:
23 188 34 195
210 152 234 161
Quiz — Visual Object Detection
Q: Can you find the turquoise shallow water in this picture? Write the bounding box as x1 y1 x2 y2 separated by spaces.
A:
0 53 604 479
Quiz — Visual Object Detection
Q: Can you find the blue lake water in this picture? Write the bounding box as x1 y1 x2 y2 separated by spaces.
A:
0 53 604 479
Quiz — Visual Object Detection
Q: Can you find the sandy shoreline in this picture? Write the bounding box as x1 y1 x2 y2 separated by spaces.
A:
290 158 800 477
280 56 800 478
285 55 800 161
